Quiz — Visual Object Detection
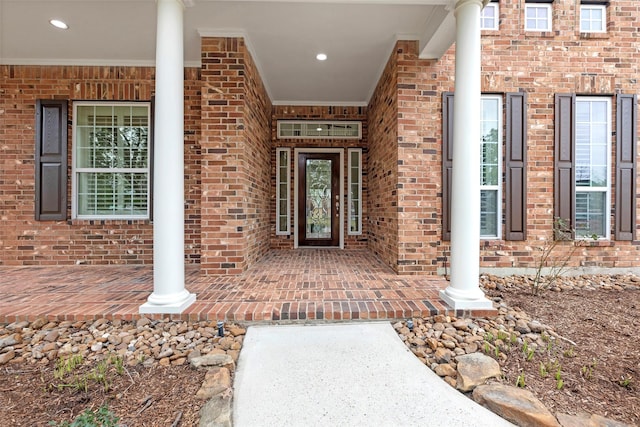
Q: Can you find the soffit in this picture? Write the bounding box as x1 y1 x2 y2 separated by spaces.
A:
0 0 456 105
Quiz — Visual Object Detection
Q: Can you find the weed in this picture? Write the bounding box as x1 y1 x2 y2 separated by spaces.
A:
497 331 509 342
539 361 549 378
555 366 564 389
581 359 597 380
54 355 84 381
563 347 576 358
49 405 119 427
483 342 491 354
525 348 535 361
516 372 526 388
484 332 495 343
619 376 633 388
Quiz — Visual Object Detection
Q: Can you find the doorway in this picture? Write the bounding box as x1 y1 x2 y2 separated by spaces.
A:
295 149 343 248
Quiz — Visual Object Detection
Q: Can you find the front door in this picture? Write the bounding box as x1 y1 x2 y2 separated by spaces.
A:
298 152 340 247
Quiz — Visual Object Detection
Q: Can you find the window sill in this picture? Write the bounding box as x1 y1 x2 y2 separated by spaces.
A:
579 32 609 40
574 240 614 247
69 219 152 226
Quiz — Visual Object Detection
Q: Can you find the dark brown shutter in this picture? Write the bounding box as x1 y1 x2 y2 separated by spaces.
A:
35 100 68 220
442 92 454 241
505 92 528 240
554 93 576 238
615 94 637 240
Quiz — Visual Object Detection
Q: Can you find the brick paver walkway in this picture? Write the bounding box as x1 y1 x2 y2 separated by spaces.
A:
0 249 495 323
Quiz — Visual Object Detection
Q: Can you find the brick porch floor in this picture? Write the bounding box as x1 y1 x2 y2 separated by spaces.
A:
0 249 496 323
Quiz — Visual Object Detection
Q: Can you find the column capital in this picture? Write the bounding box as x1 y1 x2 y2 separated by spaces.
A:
453 0 485 15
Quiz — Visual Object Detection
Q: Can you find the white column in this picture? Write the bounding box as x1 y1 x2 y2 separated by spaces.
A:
140 0 196 314
440 0 492 310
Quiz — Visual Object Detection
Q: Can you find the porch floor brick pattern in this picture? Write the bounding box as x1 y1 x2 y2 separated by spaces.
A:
0 250 495 323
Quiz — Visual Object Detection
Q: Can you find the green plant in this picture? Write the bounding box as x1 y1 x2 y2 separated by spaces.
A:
619 376 633 388
497 331 509 341
516 372 526 387
525 347 535 361
516 372 526 388
483 342 491 354
484 332 495 343
555 366 564 389
581 359 597 380
563 347 576 358
54 355 84 381
539 361 549 378
49 405 119 427
531 217 577 296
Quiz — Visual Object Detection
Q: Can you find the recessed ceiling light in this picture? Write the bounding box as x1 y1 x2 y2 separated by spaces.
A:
316 126 323 131
316 53 327 61
50 19 69 30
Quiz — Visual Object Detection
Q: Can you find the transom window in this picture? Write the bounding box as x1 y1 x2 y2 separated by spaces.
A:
480 95 503 238
525 3 552 31
480 2 499 30
580 4 606 33
575 97 611 239
72 102 151 219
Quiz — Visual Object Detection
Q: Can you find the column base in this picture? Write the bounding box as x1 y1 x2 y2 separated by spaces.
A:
139 291 196 314
439 287 493 310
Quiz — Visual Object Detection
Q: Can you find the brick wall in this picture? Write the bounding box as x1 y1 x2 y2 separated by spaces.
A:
381 0 640 273
367 48 400 272
199 37 272 275
270 105 368 250
0 65 201 266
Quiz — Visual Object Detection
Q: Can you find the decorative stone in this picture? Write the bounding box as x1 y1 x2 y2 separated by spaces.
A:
556 412 632 427
199 391 232 427
190 354 234 369
0 350 16 365
196 367 231 399
434 348 452 364
473 384 561 427
456 353 501 392
434 363 457 377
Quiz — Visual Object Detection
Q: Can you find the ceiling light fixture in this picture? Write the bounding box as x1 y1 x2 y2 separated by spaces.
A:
316 53 327 61
50 19 69 30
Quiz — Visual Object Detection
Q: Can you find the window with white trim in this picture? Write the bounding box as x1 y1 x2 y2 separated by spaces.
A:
480 95 503 238
348 148 362 235
73 102 150 219
276 148 291 234
580 4 606 33
575 97 611 239
525 3 552 31
480 2 499 30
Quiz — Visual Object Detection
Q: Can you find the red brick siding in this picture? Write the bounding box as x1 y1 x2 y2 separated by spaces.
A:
367 47 400 272
0 65 201 266
199 37 272 274
384 0 640 272
270 105 368 249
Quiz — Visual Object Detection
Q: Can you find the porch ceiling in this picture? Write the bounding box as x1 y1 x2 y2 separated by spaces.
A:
0 0 456 105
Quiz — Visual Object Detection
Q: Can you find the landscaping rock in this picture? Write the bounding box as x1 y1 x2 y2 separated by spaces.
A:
199 391 232 427
557 412 633 427
455 353 501 392
196 367 231 399
473 384 561 427
190 354 234 369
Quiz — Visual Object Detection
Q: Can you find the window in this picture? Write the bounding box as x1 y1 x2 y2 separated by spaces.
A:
348 148 362 235
276 148 291 234
72 102 151 219
580 4 606 33
480 96 503 238
574 98 611 238
525 3 552 31
480 2 499 30
277 121 361 139
443 92 527 241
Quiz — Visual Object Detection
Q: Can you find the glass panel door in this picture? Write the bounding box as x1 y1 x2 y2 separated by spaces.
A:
298 152 340 246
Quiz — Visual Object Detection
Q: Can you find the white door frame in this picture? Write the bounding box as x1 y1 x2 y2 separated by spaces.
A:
294 148 344 249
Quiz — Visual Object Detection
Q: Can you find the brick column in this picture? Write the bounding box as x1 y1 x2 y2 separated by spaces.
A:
140 0 195 314
440 0 492 310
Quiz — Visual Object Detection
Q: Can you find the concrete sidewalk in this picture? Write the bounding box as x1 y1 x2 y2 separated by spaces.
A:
233 322 513 426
